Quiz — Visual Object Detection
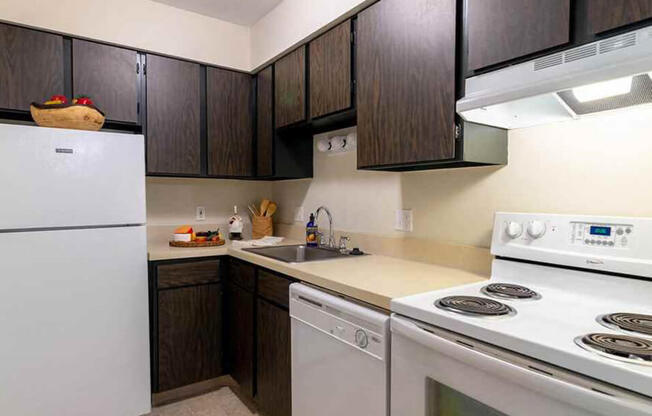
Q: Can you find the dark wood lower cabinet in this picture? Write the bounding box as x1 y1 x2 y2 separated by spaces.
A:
224 280 255 397
256 298 292 416
151 257 294 413
158 283 223 391
150 259 223 393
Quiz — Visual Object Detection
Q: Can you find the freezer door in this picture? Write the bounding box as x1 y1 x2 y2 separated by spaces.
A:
0 124 145 229
0 226 151 416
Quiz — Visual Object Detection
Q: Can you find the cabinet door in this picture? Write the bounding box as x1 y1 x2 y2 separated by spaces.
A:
587 0 652 34
0 24 63 111
207 67 254 177
275 46 306 128
467 0 570 71
256 299 291 416
157 283 222 391
146 55 200 175
309 20 352 119
72 39 139 123
357 0 456 168
225 281 255 398
256 66 274 177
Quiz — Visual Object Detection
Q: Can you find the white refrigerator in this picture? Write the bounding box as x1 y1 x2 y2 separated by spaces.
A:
0 124 151 416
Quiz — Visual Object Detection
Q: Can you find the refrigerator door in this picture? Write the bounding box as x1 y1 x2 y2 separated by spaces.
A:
0 225 151 416
0 124 145 230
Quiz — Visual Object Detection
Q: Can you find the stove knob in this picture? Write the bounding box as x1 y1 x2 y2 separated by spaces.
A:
527 221 547 239
505 221 523 239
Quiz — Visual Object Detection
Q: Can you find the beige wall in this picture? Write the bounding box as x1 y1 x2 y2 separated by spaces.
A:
146 177 272 226
0 0 251 71
272 107 652 248
250 0 373 69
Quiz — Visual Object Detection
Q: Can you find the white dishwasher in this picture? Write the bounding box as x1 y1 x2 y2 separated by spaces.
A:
290 283 390 416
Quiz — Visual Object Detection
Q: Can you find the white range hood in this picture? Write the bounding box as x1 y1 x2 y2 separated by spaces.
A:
457 26 652 129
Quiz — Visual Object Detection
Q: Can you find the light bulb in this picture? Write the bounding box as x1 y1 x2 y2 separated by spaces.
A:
572 76 633 103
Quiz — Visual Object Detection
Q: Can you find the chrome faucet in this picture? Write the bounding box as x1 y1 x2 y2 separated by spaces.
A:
315 206 335 248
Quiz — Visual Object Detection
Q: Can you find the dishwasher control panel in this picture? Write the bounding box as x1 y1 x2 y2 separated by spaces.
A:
290 286 389 361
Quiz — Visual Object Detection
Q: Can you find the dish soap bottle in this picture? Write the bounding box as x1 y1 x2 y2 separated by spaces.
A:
306 213 318 247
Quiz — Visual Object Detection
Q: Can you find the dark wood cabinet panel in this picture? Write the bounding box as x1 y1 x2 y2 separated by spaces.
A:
467 0 570 71
256 299 291 416
157 283 222 391
72 39 138 123
229 259 256 291
309 20 352 119
356 0 456 168
587 0 652 34
258 270 292 308
256 66 274 177
275 46 306 128
0 24 63 111
207 67 254 177
146 55 200 175
157 260 220 289
225 281 255 398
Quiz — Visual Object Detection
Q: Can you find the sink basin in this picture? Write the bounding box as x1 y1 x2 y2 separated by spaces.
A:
242 245 358 263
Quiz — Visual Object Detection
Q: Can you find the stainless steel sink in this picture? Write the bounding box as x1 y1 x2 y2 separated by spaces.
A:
242 245 358 263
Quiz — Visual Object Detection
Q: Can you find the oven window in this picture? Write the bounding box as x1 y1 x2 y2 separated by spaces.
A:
427 378 508 416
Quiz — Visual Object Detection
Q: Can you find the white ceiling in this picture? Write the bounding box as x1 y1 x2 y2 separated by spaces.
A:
151 0 282 25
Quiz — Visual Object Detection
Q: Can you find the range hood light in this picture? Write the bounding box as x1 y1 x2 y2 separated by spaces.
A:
572 77 633 103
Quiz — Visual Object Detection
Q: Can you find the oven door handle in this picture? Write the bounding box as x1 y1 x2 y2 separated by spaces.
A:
391 316 652 416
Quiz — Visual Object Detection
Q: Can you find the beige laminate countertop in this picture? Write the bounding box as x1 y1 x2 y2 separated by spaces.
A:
148 241 488 310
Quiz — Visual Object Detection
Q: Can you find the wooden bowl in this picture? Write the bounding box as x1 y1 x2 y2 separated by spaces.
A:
30 102 105 131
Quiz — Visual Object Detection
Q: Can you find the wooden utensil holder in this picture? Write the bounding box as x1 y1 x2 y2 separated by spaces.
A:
252 216 273 239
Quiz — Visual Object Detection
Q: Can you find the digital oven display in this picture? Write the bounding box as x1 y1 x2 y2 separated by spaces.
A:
590 226 611 236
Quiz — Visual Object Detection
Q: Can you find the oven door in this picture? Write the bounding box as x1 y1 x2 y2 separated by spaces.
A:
390 315 652 416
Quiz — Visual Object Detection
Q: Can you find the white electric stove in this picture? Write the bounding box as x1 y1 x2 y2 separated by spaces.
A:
391 213 652 416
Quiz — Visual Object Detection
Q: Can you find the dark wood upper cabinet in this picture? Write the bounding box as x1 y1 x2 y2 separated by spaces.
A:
256 298 291 416
309 20 352 119
256 66 274 177
72 39 139 123
356 0 456 168
224 280 255 398
0 24 63 111
146 55 201 175
275 46 306 128
207 67 254 177
467 0 571 72
157 282 223 391
587 0 652 34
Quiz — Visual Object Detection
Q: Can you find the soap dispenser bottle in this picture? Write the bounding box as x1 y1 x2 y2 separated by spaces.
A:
306 213 318 247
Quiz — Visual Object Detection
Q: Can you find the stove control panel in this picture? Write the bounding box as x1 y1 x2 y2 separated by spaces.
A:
492 213 652 279
571 222 633 248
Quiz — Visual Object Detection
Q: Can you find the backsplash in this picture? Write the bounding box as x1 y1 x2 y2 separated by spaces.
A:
146 177 272 230
272 107 652 248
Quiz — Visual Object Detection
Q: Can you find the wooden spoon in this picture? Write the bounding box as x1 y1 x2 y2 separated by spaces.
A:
260 199 271 216
265 202 277 217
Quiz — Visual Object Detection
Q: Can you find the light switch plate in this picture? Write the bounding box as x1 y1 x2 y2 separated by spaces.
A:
196 206 206 221
395 209 413 232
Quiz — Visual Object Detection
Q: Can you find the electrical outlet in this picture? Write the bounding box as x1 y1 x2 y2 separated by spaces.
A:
395 209 413 232
196 206 206 221
294 206 305 222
